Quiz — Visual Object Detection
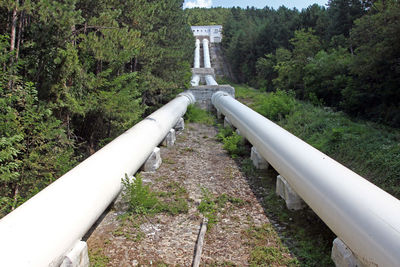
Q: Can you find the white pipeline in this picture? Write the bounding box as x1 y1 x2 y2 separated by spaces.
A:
202 38 211 68
212 91 400 267
194 39 200 68
0 92 195 267
205 75 218 85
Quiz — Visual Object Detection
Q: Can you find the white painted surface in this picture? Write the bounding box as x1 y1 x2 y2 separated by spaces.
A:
205 75 218 85
191 25 222 43
212 91 400 267
194 39 200 68
202 38 211 68
0 92 195 267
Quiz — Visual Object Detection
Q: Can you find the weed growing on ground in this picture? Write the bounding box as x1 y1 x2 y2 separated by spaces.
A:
245 224 299 267
198 188 246 229
88 248 109 267
184 104 215 125
122 175 188 216
122 174 159 215
216 125 247 158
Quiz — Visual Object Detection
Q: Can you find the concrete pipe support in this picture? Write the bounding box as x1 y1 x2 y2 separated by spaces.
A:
212 91 400 267
0 92 195 267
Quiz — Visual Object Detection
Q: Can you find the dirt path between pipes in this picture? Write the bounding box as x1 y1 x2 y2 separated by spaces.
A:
86 123 296 266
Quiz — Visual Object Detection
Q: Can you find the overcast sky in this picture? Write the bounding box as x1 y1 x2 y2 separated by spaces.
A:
183 0 328 10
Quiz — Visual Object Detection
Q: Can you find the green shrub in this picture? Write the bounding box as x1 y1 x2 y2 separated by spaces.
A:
122 174 159 215
184 104 214 125
254 89 297 121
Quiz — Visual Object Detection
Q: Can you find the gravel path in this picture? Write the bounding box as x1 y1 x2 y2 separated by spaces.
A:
86 122 293 266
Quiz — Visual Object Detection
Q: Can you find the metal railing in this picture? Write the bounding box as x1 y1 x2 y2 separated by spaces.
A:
212 91 400 267
0 92 195 267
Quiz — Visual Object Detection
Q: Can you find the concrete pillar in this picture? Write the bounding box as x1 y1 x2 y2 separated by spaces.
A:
143 147 162 172
250 146 269 170
191 74 200 87
205 75 218 85
331 238 366 267
202 38 211 68
162 129 176 147
276 175 306 210
194 39 200 68
60 241 89 267
174 117 184 131
224 117 232 128
216 109 222 119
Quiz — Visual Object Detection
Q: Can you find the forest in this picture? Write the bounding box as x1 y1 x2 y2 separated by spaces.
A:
1 0 399 219
187 0 400 127
0 0 193 217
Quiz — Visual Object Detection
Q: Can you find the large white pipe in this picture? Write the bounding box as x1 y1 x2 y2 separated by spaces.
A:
202 38 211 68
0 92 195 267
194 39 200 68
191 74 200 86
212 92 400 267
205 75 218 85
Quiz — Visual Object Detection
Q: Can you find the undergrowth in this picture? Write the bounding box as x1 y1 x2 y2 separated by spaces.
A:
216 125 247 158
184 104 215 125
122 174 188 215
233 83 400 199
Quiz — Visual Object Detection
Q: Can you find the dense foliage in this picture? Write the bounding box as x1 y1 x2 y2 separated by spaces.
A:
0 0 193 217
235 84 400 199
187 0 400 127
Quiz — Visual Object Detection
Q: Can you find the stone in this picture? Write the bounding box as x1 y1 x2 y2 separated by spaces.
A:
162 129 176 147
331 238 364 267
60 241 89 267
174 118 185 131
224 117 232 128
143 147 162 172
250 146 269 170
216 109 222 119
276 175 306 210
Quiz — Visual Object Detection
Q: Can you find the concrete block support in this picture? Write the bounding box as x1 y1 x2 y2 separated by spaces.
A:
60 241 89 267
174 118 185 131
216 109 222 119
331 238 365 267
276 175 306 210
162 129 176 147
143 147 162 172
224 117 232 128
250 146 269 169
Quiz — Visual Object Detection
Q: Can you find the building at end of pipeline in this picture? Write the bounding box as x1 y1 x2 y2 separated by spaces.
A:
191 25 222 43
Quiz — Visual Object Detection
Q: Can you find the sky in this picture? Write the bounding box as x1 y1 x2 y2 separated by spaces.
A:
183 0 328 10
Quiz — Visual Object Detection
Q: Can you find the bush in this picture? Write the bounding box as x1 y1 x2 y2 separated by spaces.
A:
122 174 159 215
254 90 297 121
184 104 214 125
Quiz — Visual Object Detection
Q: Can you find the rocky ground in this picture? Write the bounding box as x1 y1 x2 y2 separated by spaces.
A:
86 122 296 266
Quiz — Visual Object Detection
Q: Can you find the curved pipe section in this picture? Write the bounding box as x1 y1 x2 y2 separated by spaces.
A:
212 91 400 267
0 92 195 267
194 39 200 68
205 75 218 85
202 38 211 68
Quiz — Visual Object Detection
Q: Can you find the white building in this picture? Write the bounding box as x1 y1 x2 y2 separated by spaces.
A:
191 25 222 43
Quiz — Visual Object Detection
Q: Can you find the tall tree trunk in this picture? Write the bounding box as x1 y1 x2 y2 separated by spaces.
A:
15 11 24 62
10 2 18 53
